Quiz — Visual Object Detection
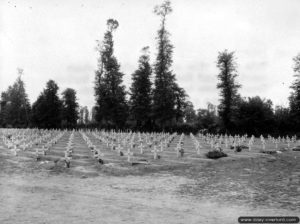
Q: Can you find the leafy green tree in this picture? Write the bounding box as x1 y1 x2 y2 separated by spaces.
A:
289 53 300 131
216 50 241 132
91 106 97 123
173 83 188 123
152 0 183 129
236 96 274 136
94 19 128 128
274 105 292 135
183 101 197 123
129 46 152 130
61 88 79 128
84 107 89 124
0 69 31 127
31 80 62 128
78 106 89 125
196 107 218 133
78 106 84 124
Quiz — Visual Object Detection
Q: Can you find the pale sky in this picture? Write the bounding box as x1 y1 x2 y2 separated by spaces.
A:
1 0 300 111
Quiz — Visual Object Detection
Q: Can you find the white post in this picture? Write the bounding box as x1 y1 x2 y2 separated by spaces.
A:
139 143 144 154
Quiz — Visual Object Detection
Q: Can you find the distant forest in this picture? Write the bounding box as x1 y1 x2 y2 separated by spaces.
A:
1 1 300 136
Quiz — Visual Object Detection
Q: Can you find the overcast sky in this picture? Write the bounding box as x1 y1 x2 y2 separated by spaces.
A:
1 0 300 111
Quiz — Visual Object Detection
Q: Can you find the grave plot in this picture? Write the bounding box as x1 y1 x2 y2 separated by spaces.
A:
0 129 66 160
0 128 299 172
66 132 98 166
24 131 67 161
84 131 132 164
193 133 299 159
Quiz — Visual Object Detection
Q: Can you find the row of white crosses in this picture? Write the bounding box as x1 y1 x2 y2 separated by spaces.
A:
0 129 65 157
146 133 160 159
260 135 266 151
84 131 152 162
274 135 297 149
90 131 126 159
89 130 179 161
122 132 146 161
198 132 298 152
268 135 297 144
116 132 143 160
137 133 144 154
175 133 184 157
127 135 135 162
63 131 74 167
150 132 177 160
96 131 135 161
1 129 41 151
93 131 297 157
229 135 247 151
81 131 104 163
190 133 202 155
198 133 216 149
125 133 136 162
35 131 65 160
248 135 255 151
197 133 249 151
149 132 166 160
260 134 298 151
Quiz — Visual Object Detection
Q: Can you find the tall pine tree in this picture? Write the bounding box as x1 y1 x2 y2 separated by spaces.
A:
129 46 152 130
173 83 188 123
152 0 180 129
94 19 128 128
216 50 241 132
289 53 300 131
0 69 31 127
61 88 79 128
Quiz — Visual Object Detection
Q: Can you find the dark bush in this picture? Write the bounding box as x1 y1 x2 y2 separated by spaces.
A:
206 150 228 159
235 146 242 152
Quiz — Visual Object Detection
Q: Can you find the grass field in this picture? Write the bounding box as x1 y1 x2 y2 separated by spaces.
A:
0 130 299 224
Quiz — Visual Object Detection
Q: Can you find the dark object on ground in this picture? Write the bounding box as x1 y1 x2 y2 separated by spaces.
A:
119 151 124 156
230 145 245 152
65 160 70 168
235 146 242 152
240 145 249 149
98 158 104 164
292 146 300 151
131 159 149 166
179 149 184 157
261 150 277 155
138 159 148 162
206 150 228 159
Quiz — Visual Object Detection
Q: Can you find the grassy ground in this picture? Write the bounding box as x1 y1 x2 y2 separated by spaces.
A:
0 132 299 224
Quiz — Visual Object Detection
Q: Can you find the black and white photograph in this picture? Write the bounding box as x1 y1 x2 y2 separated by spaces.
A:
0 0 300 223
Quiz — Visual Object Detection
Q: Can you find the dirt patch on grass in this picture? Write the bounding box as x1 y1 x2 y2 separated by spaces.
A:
177 152 300 211
0 146 299 223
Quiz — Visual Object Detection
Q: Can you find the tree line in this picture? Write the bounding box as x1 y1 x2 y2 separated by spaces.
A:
0 1 300 136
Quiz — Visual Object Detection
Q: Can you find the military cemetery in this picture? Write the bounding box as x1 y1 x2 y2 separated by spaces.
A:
1 0 299 223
